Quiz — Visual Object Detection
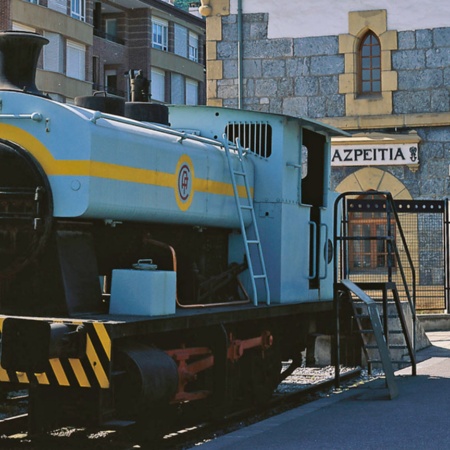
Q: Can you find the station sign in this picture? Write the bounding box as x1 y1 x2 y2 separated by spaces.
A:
331 133 420 170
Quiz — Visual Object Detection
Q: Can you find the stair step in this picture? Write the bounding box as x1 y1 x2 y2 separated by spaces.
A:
368 359 410 364
354 314 399 320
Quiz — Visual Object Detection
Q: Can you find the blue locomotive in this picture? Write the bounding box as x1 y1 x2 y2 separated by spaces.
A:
0 31 347 438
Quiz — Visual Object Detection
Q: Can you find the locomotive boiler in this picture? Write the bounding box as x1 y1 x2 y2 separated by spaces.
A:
0 31 347 439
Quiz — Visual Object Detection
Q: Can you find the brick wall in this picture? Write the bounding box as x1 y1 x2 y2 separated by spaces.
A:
0 0 11 30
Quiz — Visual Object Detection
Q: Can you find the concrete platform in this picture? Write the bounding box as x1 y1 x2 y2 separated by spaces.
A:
199 331 450 449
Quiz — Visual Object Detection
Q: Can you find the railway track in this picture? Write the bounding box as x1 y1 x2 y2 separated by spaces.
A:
0 366 369 449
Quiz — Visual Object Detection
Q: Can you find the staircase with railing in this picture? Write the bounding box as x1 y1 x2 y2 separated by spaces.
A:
333 191 417 393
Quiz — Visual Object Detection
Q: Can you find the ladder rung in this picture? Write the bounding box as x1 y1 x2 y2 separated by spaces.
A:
357 329 374 334
354 314 370 319
225 141 269 305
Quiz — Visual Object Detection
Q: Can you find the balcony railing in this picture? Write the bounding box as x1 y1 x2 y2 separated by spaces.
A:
93 29 125 46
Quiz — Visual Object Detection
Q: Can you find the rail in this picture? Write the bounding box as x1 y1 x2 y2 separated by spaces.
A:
89 110 233 151
0 112 43 122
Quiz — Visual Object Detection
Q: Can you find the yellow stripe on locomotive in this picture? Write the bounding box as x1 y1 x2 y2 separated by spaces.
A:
0 112 253 229
0 318 111 389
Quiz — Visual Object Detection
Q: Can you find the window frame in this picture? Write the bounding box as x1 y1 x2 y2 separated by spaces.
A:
151 68 166 102
349 194 396 273
188 31 199 62
186 78 198 105
358 31 381 96
152 18 169 52
66 40 86 81
70 0 86 21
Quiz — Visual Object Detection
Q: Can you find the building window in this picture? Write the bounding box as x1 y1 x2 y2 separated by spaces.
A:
43 32 63 73
359 31 381 95
186 78 198 105
66 40 86 81
47 0 67 14
188 32 199 62
92 56 100 90
349 194 396 272
12 22 36 32
152 18 168 51
105 70 118 95
151 68 166 102
71 0 86 21
174 24 188 58
105 19 117 41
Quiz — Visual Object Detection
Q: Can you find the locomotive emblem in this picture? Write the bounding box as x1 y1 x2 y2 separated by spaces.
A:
175 154 194 210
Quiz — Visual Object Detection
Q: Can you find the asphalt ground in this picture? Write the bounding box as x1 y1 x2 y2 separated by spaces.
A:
199 331 450 449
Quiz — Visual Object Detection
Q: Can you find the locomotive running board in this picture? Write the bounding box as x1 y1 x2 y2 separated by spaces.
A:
339 279 398 399
223 137 270 305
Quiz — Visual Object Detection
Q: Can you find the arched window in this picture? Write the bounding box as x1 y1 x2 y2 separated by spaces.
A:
359 31 381 95
349 193 396 272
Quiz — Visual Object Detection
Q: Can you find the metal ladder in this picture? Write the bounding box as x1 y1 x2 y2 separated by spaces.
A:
223 137 270 305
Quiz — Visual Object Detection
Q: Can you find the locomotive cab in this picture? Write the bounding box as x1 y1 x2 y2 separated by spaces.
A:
169 105 346 303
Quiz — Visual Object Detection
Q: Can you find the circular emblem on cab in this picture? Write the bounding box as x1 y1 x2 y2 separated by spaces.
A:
175 154 194 211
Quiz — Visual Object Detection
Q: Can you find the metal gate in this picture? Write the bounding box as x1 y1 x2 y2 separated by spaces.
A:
345 198 447 313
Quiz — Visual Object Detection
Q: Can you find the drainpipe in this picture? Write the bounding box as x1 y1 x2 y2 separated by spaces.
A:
237 0 243 109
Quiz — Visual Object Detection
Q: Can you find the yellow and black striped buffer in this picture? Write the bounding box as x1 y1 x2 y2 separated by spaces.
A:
0 318 112 389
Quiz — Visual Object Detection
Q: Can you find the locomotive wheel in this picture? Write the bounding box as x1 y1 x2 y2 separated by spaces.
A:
240 344 282 405
114 342 179 443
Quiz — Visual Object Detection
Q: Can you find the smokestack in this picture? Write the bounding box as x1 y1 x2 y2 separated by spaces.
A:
0 31 49 96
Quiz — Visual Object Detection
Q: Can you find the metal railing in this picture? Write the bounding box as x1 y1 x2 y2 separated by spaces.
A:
333 191 417 384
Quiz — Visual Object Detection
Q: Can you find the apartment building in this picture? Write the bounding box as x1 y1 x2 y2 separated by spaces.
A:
0 0 205 104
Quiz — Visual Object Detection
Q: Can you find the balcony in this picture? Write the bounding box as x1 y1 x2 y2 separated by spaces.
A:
93 29 125 46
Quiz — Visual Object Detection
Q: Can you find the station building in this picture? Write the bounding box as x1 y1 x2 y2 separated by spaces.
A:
199 0 450 311
0 0 205 104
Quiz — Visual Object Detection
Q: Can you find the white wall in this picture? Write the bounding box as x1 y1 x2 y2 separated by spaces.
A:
231 0 450 38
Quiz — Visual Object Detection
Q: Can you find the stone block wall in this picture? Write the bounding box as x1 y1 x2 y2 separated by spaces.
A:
393 28 450 115
214 12 450 201
217 13 345 117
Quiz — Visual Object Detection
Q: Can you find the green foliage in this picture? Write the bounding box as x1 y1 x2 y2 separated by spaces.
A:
173 0 194 12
